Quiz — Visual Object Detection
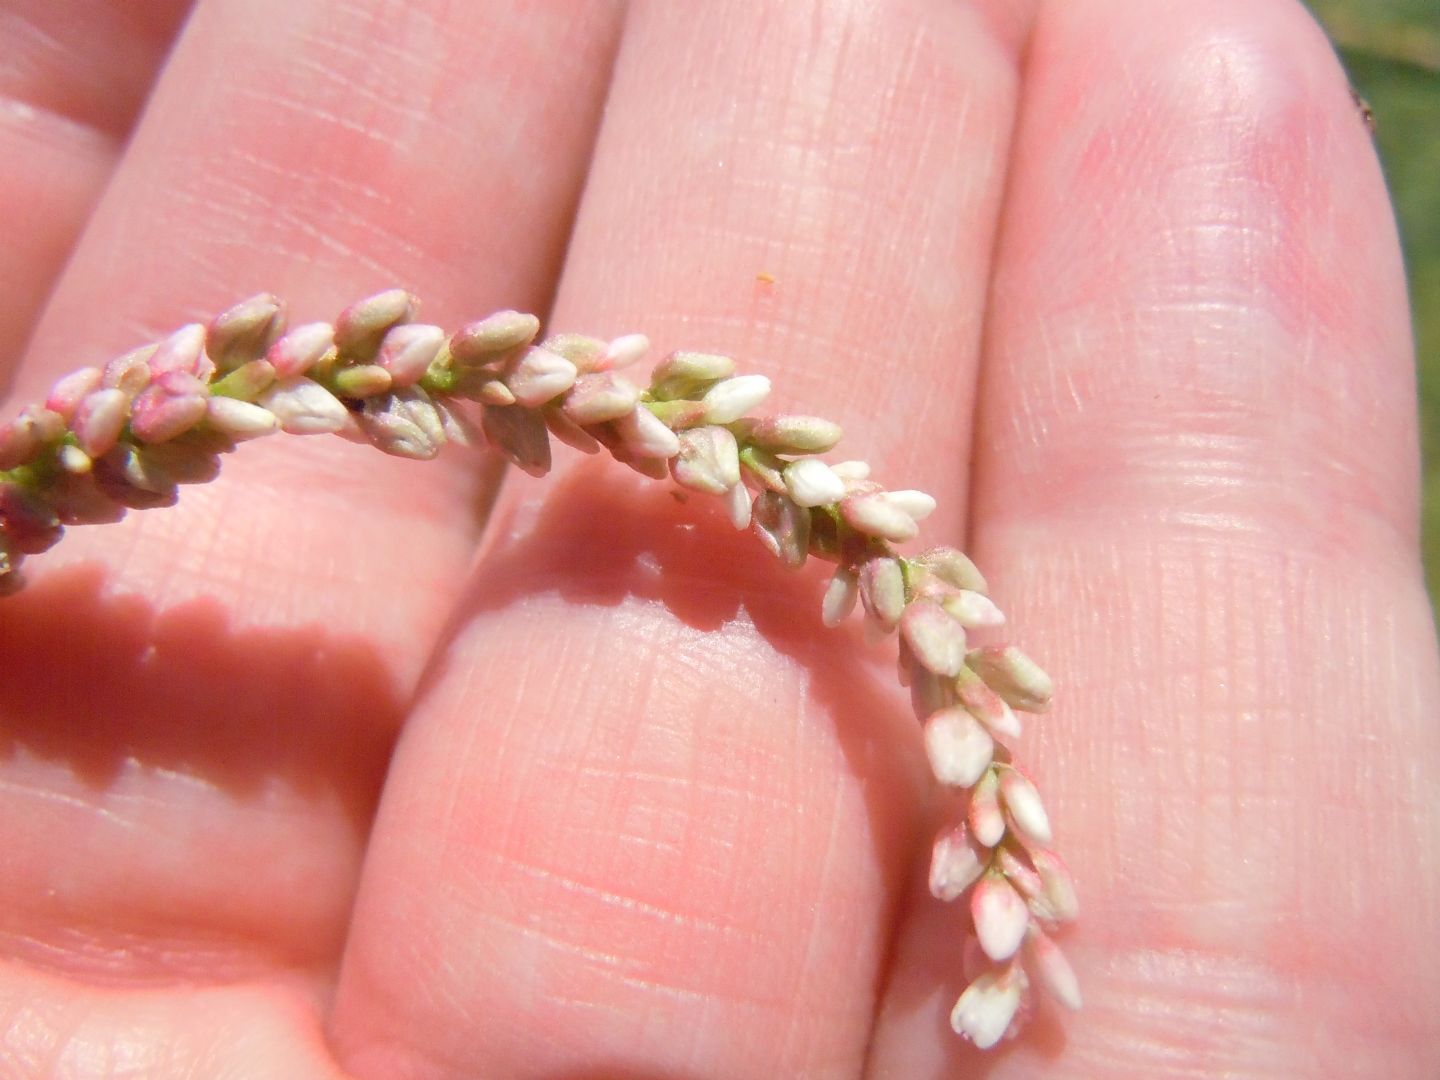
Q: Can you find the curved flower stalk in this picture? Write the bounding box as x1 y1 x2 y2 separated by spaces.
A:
0 289 1078 1045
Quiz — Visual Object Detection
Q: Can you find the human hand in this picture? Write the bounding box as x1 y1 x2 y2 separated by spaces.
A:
1 1 1436 1077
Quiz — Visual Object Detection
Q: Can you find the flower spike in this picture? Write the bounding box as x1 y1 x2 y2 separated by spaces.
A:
0 290 1076 1044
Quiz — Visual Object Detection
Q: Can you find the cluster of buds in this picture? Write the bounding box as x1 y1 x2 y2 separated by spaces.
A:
0 290 1077 1047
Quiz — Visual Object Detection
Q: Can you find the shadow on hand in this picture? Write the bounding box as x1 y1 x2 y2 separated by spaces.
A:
0 563 399 834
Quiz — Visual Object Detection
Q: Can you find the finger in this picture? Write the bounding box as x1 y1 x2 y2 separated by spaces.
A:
0 0 191 389
329 1 1038 1075
868 0 1440 1074
0 0 621 988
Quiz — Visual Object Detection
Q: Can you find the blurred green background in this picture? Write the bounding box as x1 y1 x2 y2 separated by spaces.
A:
1306 0 1439 610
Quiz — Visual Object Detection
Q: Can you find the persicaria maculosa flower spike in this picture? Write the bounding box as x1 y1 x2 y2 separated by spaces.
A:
0 290 1077 1047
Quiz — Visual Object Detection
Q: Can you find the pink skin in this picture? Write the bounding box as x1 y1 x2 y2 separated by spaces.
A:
0 1 1435 1078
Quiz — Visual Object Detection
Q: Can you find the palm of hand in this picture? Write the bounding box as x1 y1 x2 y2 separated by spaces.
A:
1 1 1437 1077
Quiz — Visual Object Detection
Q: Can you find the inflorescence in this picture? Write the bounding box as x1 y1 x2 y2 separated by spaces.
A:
0 289 1079 1046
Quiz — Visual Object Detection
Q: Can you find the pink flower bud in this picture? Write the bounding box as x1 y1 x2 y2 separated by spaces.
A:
377 323 445 386
149 323 211 379
207 292 285 370
955 666 1022 739
129 385 208 444
971 874 1030 962
267 322 335 379
923 706 994 788
1024 926 1081 1010
46 367 103 420
71 389 130 458
334 288 415 357
901 600 967 677
562 372 641 426
357 395 443 460
929 823 987 901
0 408 62 470
103 346 155 396
999 768 1052 846
968 768 1005 847
967 645 1053 713
840 492 917 542
1029 848 1079 923
858 556 906 629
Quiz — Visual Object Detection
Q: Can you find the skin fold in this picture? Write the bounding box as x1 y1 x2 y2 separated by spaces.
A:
0 0 1436 1077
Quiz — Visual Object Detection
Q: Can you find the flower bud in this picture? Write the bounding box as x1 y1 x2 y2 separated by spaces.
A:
46 367 103 421
999 767 1052 846
538 332 605 373
901 600 967 677
671 426 741 495
955 666 1022 739
505 347 578 408
929 823 987 901
129 384 208 444
562 372 641 426
206 396 279 440
451 311 541 367
733 414 843 454
267 322 335 380
950 964 1025 1050
944 589 1005 629
723 482 752 529
924 706 994 788
1024 926 1081 1010
972 874 1030 962
207 293 285 371
913 546 988 594
840 492 917 542
614 405 680 459
103 346 155 396
648 350 735 399
880 488 936 521
480 403 551 477
782 458 845 507
968 768 1005 847
700 375 770 423
377 323 446 386
332 364 393 398
598 333 649 371
858 556 906 629
334 288 415 358
257 377 351 435
752 491 809 569
149 323 212 379
821 566 858 627
71 389 130 458
967 645 1053 713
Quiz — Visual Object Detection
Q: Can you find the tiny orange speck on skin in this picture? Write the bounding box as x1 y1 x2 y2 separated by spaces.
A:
756 271 776 285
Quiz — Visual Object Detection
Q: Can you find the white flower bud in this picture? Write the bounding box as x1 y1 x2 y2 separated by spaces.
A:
821 566 858 627
923 706 994 788
999 768 1053 846
782 458 846 507
206 396 279 440
700 375 770 423
950 965 1025 1050
257 377 351 435
880 488 936 521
